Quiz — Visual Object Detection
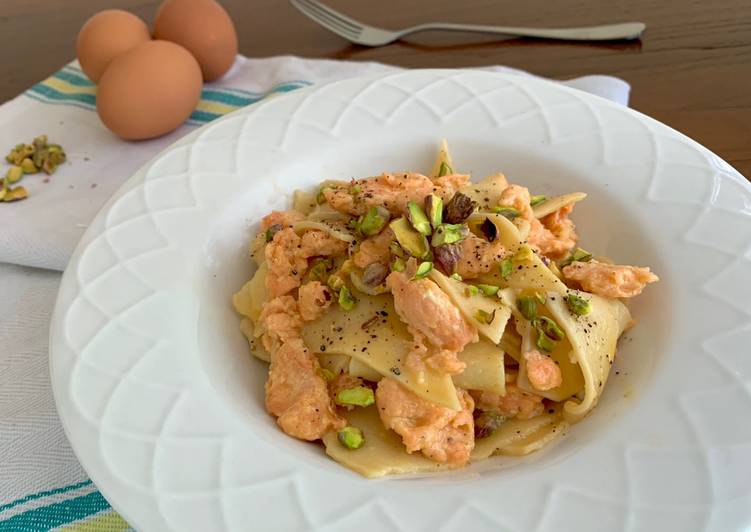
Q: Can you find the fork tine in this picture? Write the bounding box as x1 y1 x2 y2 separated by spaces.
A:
300 0 363 31
294 0 361 37
290 0 360 39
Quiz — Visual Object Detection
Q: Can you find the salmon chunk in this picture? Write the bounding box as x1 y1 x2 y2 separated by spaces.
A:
562 260 659 298
266 338 345 440
376 378 475 465
264 228 308 298
298 281 333 322
524 350 562 391
387 271 478 352
404 328 467 377
264 228 348 298
324 172 470 216
472 378 545 420
352 228 394 268
534 203 578 260
258 295 303 353
455 234 508 279
499 184 577 260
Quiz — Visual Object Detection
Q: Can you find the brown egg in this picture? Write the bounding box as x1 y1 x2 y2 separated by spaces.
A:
96 41 202 140
153 0 238 82
76 10 151 83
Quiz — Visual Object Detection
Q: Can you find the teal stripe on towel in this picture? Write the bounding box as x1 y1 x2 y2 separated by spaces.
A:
0 480 93 515
200 89 254 107
53 70 95 88
27 83 96 107
0 491 109 531
24 92 97 113
188 109 222 123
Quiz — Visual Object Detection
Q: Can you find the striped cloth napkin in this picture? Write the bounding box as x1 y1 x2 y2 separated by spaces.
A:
0 55 629 531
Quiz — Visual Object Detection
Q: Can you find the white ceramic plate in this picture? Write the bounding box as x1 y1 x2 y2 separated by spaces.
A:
50 70 751 532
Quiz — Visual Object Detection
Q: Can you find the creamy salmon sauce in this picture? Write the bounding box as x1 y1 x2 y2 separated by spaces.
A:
233 148 658 475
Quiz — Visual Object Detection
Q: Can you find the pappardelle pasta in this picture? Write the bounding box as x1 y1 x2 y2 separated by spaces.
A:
232 141 658 477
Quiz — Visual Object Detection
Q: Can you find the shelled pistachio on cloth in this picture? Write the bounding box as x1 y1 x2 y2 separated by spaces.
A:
1 135 66 203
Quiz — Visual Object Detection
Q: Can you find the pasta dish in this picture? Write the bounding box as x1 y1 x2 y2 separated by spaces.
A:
232 141 658 477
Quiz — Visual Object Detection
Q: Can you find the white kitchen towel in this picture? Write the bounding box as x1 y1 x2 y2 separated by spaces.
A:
0 55 629 272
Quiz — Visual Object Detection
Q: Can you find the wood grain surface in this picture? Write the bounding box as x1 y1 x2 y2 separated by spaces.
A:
1 0 748 177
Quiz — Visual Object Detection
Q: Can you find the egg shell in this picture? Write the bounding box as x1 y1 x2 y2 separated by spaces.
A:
96 40 202 140
153 0 238 82
76 10 151 83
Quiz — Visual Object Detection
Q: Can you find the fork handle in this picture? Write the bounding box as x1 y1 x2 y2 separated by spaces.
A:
405 21 645 41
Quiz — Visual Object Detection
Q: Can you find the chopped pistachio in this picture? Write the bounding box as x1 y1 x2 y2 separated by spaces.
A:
536 316 565 341
338 286 357 310
450 272 463 281
477 284 499 296
535 328 556 352
431 223 467 247
6 166 23 184
560 247 593 268
32 148 47 169
389 240 406 259
474 410 506 439
437 161 453 177
319 368 335 381
362 262 388 287
407 201 432 236
499 258 513 280
565 293 592 315
316 187 328 204
424 194 443 229
534 292 547 305
413 261 433 279
307 258 332 282
474 308 495 325
390 217 430 259
335 386 375 407
0 188 5 201
3 186 28 202
529 194 547 207
444 192 476 224
6 135 66 181
351 184 362 195
465 285 480 297
338 426 365 449
359 207 388 236
432 242 461 274
492 206 519 220
517 296 538 321
390 256 406 272
512 245 534 263
327 275 345 292
21 158 38 174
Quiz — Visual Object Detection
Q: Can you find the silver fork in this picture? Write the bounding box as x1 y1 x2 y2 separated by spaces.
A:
289 0 645 45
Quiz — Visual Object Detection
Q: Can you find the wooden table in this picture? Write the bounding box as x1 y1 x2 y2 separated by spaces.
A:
2 0 749 177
